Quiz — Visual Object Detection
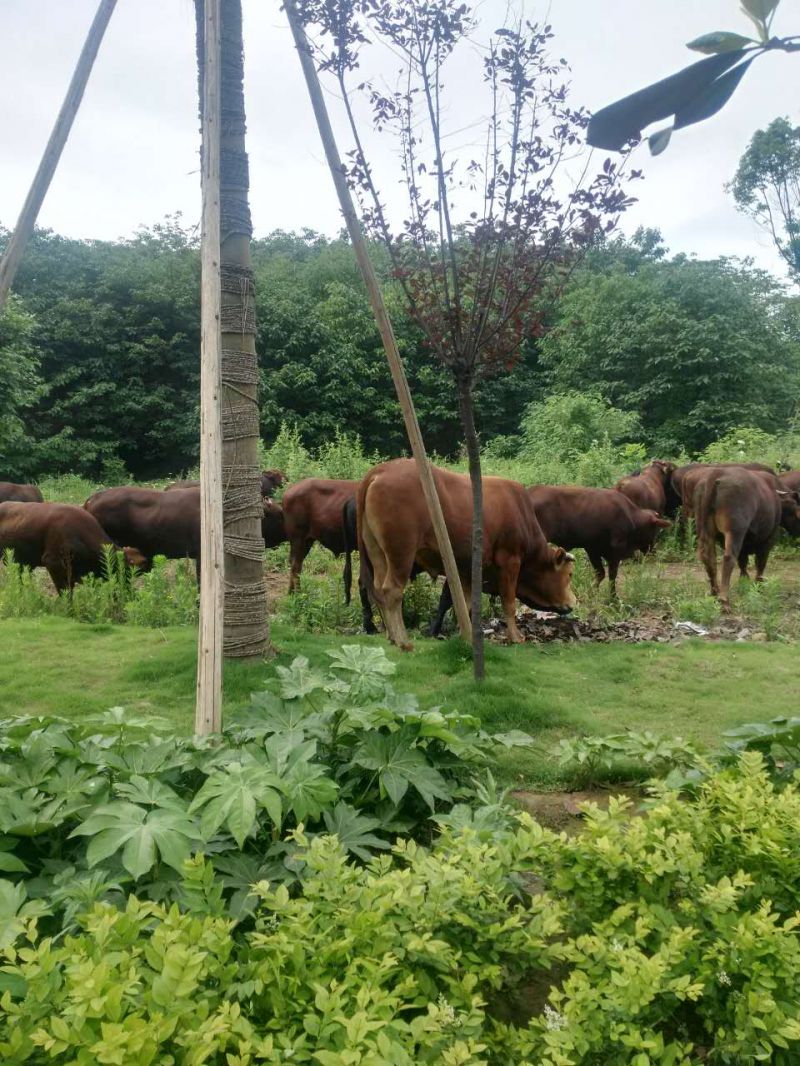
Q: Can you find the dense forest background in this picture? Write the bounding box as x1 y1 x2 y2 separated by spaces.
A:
1 218 798 480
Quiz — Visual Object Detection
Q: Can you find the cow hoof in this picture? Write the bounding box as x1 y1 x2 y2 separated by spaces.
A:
508 629 525 645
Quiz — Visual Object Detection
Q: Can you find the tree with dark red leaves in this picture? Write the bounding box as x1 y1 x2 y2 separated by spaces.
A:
297 0 636 678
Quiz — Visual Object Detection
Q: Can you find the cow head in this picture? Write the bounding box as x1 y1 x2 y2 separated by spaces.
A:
634 510 671 553
261 499 287 548
122 546 148 570
517 546 577 615
649 460 676 482
778 490 800 537
260 469 286 499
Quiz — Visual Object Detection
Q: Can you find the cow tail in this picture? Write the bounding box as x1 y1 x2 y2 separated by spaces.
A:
695 475 720 549
356 475 376 604
342 500 354 606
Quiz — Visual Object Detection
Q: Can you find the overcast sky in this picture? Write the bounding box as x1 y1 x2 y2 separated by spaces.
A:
1 0 796 279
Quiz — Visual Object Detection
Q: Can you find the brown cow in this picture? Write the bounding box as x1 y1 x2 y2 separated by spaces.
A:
527 485 670 597
164 470 285 498
779 470 800 494
615 461 675 515
673 462 775 519
357 459 576 650
0 502 145 592
0 482 43 504
86 486 285 578
694 466 799 606
282 478 358 592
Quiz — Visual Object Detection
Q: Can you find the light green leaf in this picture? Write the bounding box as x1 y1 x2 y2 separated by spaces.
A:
687 31 754 54
275 657 326 700
189 762 284 847
73 801 200 879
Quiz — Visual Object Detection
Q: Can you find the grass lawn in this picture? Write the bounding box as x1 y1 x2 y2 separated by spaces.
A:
1 616 796 788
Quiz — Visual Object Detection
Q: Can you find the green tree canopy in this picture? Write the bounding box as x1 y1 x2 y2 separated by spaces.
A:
0 296 40 472
730 116 800 280
539 240 800 454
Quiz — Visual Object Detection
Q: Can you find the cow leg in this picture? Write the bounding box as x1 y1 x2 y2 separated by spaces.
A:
718 531 741 610
428 581 452 637
738 547 750 579
754 544 772 583
288 538 311 593
697 527 719 599
361 517 412 651
607 557 620 600
587 549 605 586
497 552 524 644
359 582 377 634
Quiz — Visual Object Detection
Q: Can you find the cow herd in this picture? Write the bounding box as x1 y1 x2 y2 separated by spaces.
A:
1 456 799 649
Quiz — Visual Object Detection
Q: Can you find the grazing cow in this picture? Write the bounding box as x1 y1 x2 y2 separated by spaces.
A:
282 478 358 592
615 461 675 515
694 466 798 606
779 470 800 494
357 459 576 650
526 485 670 597
0 482 43 504
0 502 145 592
165 470 286 498
86 486 284 578
86 487 202 576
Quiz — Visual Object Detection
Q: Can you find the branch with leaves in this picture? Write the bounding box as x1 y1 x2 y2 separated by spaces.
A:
588 0 797 155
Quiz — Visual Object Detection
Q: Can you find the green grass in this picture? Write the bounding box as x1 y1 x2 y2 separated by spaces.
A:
2 616 796 789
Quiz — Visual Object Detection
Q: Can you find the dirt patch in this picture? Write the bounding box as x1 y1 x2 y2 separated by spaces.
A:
486 611 770 646
512 787 645 833
264 568 290 601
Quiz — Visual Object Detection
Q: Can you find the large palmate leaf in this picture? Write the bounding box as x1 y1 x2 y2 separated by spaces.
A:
275 656 326 701
326 645 396 703
322 803 390 861
70 801 201 879
188 762 284 847
114 774 185 809
281 762 339 823
352 729 452 810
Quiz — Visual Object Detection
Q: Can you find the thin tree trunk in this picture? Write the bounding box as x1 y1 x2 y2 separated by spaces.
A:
195 0 269 659
457 377 485 681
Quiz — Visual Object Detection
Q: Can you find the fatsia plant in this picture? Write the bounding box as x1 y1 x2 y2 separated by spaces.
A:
587 0 798 155
0 644 533 922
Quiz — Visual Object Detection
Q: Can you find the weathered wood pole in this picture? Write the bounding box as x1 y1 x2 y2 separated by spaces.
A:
0 0 117 312
284 0 472 642
195 0 225 735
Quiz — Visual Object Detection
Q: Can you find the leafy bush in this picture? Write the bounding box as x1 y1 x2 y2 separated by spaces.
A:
0 646 528 926
3 756 800 1063
553 730 703 786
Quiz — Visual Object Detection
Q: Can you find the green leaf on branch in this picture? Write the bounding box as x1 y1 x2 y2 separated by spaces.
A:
687 31 755 54
649 126 674 156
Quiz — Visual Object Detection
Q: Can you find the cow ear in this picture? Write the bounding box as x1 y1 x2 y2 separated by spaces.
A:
552 546 574 567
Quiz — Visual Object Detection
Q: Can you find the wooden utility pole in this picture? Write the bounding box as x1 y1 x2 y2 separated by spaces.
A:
0 0 117 312
284 0 472 642
195 0 225 735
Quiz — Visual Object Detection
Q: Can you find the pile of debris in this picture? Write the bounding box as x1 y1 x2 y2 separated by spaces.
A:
485 610 766 646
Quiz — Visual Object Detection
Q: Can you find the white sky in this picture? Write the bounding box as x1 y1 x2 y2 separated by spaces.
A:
1 0 796 279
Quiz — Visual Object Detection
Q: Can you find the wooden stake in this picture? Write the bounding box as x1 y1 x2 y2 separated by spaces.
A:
195 0 225 735
0 0 117 312
284 0 472 643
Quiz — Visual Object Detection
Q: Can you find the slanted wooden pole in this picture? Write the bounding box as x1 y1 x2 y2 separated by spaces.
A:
0 0 117 312
195 0 225 735
284 0 472 643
